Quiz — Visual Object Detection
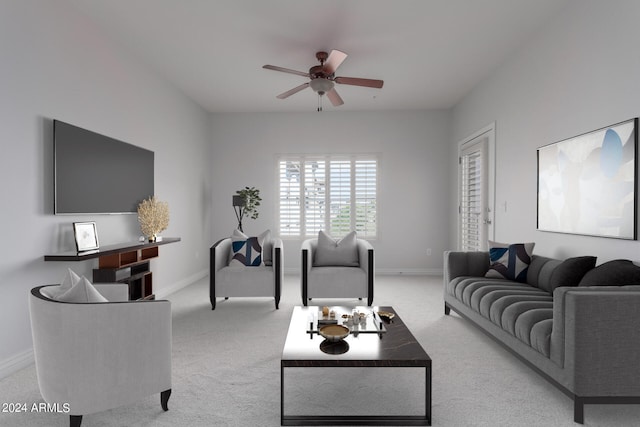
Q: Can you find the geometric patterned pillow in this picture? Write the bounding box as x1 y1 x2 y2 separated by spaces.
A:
485 241 535 283
229 229 264 267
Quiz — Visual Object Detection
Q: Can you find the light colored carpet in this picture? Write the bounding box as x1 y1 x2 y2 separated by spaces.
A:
1 275 639 426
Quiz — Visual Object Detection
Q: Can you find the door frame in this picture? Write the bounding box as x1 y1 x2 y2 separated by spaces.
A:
457 122 496 250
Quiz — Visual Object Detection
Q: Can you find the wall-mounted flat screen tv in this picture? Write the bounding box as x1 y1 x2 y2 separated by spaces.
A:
54 120 154 214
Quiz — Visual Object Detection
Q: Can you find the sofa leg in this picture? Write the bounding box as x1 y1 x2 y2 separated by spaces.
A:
574 397 584 424
161 389 172 411
444 303 451 315
70 415 82 427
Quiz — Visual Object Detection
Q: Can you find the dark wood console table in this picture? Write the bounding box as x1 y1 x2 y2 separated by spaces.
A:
44 237 180 300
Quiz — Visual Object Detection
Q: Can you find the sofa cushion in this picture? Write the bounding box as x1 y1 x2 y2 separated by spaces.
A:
527 256 561 290
230 229 265 267
547 256 597 292
485 292 552 323
485 241 535 283
314 230 359 267
216 265 275 296
57 276 108 303
579 259 640 286
307 266 367 298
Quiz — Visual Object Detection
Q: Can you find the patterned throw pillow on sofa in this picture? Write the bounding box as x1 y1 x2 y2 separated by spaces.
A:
485 241 535 283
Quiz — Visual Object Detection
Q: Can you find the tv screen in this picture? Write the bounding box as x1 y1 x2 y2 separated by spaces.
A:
54 120 154 214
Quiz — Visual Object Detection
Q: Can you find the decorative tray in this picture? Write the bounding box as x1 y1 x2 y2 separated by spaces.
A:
307 307 388 339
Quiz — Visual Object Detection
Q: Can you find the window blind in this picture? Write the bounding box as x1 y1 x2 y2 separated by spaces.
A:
460 149 483 251
278 156 378 238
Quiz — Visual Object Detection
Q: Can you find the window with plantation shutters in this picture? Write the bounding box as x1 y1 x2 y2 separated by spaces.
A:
278 155 378 239
278 160 301 236
460 137 488 251
354 160 377 236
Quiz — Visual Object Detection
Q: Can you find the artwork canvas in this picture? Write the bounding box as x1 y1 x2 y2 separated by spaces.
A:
537 118 638 239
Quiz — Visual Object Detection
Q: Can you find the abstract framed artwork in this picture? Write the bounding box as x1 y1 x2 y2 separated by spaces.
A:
73 221 100 252
537 118 638 240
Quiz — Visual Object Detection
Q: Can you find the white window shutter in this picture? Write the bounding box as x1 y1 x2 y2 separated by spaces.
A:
460 148 483 251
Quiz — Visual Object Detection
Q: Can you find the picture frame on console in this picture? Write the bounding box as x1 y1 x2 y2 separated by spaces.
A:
537 118 638 240
73 221 99 252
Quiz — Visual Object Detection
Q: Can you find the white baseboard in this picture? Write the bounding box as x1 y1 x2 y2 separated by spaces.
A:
283 268 443 276
0 348 34 380
156 268 208 299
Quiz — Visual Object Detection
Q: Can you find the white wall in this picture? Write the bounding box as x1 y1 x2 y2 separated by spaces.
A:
210 110 451 273
450 0 640 261
0 1 211 376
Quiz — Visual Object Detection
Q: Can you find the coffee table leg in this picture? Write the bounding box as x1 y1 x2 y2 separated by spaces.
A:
426 365 432 425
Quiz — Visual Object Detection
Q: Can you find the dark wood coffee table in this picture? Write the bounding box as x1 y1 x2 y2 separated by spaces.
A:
281 306 431 425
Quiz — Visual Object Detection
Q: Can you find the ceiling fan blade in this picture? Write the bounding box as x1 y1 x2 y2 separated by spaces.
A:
263 65 310 78
335 76 384 88
326 88 344 106
276 82 309 99
322 50 347 74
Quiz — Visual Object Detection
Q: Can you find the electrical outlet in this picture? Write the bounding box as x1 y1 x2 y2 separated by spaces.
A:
427 248 432 256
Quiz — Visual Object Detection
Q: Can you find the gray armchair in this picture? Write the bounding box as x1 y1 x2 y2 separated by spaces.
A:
301 236 374 306
210 236 283 309
29 284 172 427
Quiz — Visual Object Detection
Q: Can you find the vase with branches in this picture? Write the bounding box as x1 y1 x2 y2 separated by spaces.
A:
137 196 170 242
233 187 261 232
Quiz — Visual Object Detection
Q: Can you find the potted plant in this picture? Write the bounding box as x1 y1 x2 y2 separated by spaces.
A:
233 187 261 232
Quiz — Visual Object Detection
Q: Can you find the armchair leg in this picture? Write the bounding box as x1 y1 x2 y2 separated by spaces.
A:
161 389 172 411
70 415 82 427
574 397 584 424
444 303 451 315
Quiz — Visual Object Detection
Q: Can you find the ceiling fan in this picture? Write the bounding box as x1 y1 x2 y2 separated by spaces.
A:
263 50 384 110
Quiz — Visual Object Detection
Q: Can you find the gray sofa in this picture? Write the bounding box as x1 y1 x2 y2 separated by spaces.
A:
444 251 640 424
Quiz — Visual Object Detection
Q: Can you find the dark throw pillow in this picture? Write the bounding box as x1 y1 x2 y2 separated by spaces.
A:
548 256 597 291
578 259 640 287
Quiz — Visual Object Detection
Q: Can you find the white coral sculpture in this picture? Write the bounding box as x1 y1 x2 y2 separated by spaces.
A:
137 196 169 241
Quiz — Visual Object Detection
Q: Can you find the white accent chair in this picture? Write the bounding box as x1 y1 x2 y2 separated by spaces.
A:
210 237 283 309
301 237 374 306
29 284 172 427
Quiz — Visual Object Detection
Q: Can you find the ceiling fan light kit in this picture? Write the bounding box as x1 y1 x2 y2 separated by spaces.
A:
263 49 383 111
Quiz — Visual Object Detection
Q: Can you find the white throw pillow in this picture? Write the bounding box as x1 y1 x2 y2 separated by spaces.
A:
57 276 109 303
41 268 82 299
314 230 359 267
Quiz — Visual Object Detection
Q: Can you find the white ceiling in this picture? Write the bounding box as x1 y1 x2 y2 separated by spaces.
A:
67 0 570 113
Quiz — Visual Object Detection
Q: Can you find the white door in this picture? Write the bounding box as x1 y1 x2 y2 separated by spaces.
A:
459 131 493 251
